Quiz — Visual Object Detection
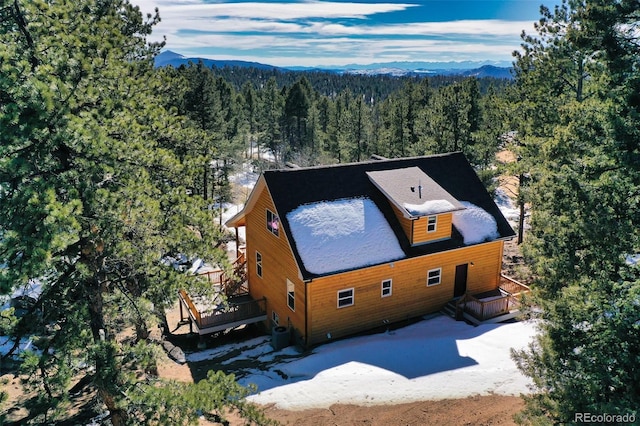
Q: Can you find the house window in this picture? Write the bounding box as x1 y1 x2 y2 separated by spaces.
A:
287 279 295 311
381 279 392 297
337 288 354 308
427 215 437 233
272 311 279 326
256 251 263 278
266 209 279 236
427 268 442 286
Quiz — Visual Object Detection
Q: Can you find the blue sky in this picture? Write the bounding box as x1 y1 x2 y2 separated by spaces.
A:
135 0 561 67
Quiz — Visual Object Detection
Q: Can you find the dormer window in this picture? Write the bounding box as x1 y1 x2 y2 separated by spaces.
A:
267 209 279 237
427 215 437 233
366 167 464 246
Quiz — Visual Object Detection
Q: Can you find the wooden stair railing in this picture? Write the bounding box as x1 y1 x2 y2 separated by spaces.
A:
221 253 248 297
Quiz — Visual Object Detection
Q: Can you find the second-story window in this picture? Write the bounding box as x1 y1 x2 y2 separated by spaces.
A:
427 215 437 233
267 209 279 237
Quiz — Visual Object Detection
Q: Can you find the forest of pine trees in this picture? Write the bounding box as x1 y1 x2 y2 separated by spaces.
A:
159 61 513 202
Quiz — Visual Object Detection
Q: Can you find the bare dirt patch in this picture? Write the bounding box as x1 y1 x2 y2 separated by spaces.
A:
261 394 524 426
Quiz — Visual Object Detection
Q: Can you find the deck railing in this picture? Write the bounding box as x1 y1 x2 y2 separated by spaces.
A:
499 274 531 296
456 275 531 322
198 269 225 285
195 251 248 297
178 289 266 331
199 297 266 328
179 289 202 325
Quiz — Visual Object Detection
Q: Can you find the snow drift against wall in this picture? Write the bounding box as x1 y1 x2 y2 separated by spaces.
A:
452 201 499 245
287 197 405 275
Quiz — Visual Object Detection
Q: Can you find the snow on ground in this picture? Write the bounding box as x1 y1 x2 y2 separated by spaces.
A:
286 197 405 275
221 201 246 244
452 201 500 245
1 280 43 357
495 187 520 228
626 254 640 266
187 315 538 411
228 162 259 190
0 335 37 357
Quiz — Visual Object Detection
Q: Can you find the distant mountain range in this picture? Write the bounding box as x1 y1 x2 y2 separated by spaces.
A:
154 50 514 79
154 50 281 71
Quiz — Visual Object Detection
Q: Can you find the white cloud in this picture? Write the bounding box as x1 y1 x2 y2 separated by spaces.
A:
136 0 415 20
310 19 534 37
132 0 534 66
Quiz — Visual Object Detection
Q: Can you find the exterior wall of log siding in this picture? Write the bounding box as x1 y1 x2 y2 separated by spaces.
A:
243 178 506 347
304 240 504 346
389 202 453 245
244 185 306 342
412 213 453 244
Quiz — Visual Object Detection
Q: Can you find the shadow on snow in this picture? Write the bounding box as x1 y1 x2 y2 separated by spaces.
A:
182 315 510 393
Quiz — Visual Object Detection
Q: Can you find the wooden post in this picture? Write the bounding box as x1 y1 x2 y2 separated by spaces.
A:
235 227 240 259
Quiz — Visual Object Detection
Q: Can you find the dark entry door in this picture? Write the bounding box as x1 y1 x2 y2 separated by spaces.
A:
454 263 468 298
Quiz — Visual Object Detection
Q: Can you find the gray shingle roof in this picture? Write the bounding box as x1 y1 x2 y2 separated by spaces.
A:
366 167 465 217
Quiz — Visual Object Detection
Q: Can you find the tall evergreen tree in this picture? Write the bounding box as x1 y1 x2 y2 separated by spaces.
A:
283 78 311 151
0 1 272 424
182 61 222 200
511 1 640 423
257 77 284 164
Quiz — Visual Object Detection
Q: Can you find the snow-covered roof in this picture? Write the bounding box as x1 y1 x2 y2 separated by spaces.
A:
452 202 500 245
403 199 456 216
287 197 405 275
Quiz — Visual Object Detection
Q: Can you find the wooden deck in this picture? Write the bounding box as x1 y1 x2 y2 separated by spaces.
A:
176 251 267 336
178 290 266 335
453 274 531 324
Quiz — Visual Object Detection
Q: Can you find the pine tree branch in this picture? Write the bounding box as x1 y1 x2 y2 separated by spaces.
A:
11 0 38 70
114 280 149 341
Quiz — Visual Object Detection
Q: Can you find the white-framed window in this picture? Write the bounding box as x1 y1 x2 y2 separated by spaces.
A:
266 209 279 236
337 288 354 308
256 251 263 278
272 310 279 326
427 215 437 233
287 279 295 311
381 279 392 297
427 268 442 286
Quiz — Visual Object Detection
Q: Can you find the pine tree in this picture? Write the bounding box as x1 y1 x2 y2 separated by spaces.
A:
0 1 273 424
510 1 640 423
257 77 284 164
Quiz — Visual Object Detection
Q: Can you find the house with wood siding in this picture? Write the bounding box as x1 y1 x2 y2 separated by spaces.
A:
225 152 518 347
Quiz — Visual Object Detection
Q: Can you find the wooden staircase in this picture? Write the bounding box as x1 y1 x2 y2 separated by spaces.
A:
220 253 248 297
197 252 248 298
441 299 459 319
